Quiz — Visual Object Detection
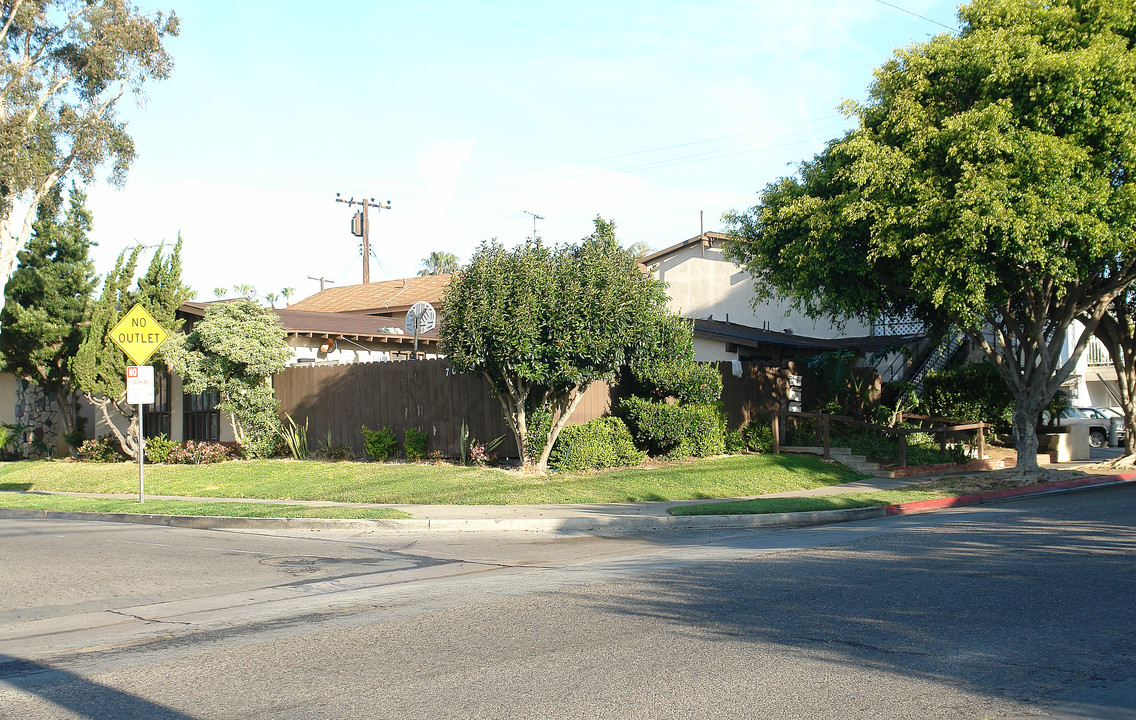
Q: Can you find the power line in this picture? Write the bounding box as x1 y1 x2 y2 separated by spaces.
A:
466 114 851 182
873 0 956 32
463 119 857 196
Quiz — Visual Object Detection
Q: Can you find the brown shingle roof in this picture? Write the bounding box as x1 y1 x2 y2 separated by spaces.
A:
288 274 451 314
176 302 437 342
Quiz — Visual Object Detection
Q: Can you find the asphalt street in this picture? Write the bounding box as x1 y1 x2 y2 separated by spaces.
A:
1 484 1134 719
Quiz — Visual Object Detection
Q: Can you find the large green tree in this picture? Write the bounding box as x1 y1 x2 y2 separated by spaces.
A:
1090 279 1136 456
442 217 691 470
71 238 193 458
0 184 97 450
0 1 179 308
173 299 291 458
726 0 1136 471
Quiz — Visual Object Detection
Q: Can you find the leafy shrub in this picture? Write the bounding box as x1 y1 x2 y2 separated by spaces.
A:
524 406 554 465
0 422 26 459
77 435 126 463
63 416 88 454
324 444 354 461
361 425 399 461
467 441 498 465
922 362 1014 434
740 417 775 453
404 428 428 461
549 417 645 472
619 397 725 459
166 440 232 464
723 428 746 454
785 417 817 447
144 433 178 464
631 360 723 404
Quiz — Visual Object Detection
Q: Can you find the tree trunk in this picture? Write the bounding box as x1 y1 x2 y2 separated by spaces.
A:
52 390 82 458
536 383 588 471
1010 386 1054 473
87 393 139 460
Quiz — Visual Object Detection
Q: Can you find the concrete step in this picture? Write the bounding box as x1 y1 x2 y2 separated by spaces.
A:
830 453 867 464
781 446 852 456
872 469 897 478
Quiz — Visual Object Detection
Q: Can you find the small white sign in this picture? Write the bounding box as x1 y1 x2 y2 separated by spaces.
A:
126 365 155 405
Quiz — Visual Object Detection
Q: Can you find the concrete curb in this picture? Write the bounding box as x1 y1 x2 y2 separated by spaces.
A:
884 472 1136 516
0 505 887 534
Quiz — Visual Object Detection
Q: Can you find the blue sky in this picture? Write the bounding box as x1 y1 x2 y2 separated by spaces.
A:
83 0 962 303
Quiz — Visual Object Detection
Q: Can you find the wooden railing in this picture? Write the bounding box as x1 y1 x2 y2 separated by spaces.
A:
770 410 989 468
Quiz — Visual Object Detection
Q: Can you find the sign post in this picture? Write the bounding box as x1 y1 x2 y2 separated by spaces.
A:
109 305 169 503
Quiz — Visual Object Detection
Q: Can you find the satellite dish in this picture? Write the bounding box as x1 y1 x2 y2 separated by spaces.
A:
405 301 436 335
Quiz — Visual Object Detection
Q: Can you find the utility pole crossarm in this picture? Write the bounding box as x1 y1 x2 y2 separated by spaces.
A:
336 194 392 285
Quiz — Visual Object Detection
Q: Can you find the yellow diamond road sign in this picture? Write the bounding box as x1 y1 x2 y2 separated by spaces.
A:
109 304 169 365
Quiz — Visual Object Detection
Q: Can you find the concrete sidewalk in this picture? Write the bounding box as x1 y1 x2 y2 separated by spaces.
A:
4 470 1134 534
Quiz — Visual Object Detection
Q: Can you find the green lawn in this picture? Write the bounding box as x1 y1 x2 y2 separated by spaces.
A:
0 494 411 519
0 453 866 507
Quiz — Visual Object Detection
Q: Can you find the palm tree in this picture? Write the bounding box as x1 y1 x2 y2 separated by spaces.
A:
626 241 652 262
264 293 279 308
213 287 228 300
280 287 295 306
417 251 460 276
233 283 256 300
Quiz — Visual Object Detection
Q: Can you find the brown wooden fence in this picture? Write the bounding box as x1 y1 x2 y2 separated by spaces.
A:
714 360 809 429
273 359 610 458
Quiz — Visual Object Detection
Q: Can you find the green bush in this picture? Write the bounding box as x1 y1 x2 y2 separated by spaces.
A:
361 425 399 461
921 362 1014 434
166 440 232 464
324 444 354 461
619 397 725 459
741 417 775 453
549 417 645 472
77 435 125 462
524 406 554 466
785 417 817 447
723 428 746 454
144 433 178 464
404 428 428 461
631 360 723 404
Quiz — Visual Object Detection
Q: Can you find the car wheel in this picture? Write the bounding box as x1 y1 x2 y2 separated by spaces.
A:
1089 430 1107 448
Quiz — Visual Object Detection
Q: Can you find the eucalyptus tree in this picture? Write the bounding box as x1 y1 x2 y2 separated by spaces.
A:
0 1 179 308
726 0 1136 471
442 217 691 470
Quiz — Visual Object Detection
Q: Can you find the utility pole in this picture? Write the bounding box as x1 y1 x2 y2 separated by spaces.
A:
523 210 544 241
307 275 336 292
336 194 391 284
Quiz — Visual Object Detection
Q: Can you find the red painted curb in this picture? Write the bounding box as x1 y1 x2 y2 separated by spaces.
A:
886 494 981 515
884 472 1136 516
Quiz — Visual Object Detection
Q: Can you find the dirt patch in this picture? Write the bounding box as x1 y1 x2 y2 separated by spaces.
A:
904 467 1088 496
